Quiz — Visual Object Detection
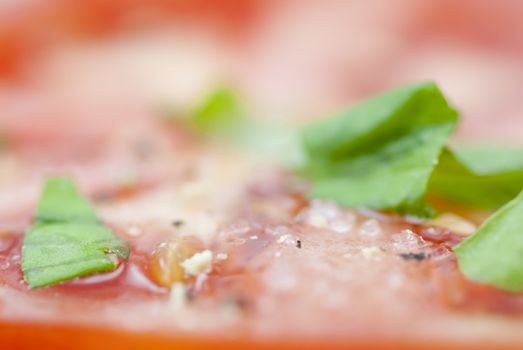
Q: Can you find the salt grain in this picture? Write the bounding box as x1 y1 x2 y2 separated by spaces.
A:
307 214 329 229
231 237 246 246
277 234 295 245
361 246 383 260
216 252 228 260
181 250 213 277
265 225 290 236
309 199 342 219
125 225 143 237
390 229 426 252
329 219 353 234
357 219 382 241
227 222 251 236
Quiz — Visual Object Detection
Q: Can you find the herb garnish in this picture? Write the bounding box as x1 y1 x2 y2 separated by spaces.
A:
454 190 523 292
430 146 523 210
164 82 523 293
190 88 245 133
301 82 459 217
301 82 523 216
22 177 130 288
301 82 523 292
164 87 304 167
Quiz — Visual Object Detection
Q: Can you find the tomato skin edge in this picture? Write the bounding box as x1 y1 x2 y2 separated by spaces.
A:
0 321 520 350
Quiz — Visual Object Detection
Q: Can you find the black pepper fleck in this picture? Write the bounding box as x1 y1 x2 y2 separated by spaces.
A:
399 252 427 262
223 295 250 311
186 287 196 302
172 220 184 228
296 239 302 249
93 190 115 203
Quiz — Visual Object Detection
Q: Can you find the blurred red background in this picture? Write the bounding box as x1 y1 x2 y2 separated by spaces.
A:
1 0 523 141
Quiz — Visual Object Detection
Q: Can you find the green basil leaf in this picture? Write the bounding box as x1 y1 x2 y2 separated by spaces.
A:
35 177 99 223
167 87 305 167
190 88 245 133
454 190 523 292
455 146 523 174
430 147 523 210
22 178 130 289
231 119 305 168
301 82 458 217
